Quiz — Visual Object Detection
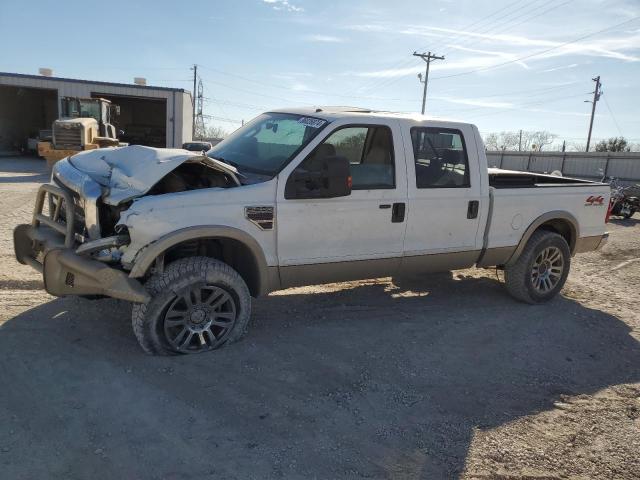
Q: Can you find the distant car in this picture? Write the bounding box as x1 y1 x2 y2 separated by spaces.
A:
182 141 212 153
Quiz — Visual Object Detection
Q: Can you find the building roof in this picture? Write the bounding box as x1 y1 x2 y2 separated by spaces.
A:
0 71 189 94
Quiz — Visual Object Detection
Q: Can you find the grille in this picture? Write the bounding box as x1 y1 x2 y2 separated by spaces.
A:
54 124 82 147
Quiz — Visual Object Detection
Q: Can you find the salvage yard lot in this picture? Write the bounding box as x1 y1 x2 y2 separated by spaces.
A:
1 156 639 479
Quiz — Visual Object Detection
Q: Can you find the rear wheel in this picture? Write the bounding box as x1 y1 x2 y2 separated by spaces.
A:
504 230 570 304
132 257 251 355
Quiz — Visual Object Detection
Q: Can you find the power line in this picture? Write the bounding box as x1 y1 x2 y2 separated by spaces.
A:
349 0 531 95
356 0 565 95
431 16 639 81
461 92 591 119
202 114 244 124
361 14 637 97
439 0 560 57
601 93 624 137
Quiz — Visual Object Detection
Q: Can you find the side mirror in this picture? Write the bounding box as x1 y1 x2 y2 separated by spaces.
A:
285 155 352 200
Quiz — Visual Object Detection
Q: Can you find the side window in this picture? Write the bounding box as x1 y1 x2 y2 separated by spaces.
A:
297 125 395 189
411 128 470 188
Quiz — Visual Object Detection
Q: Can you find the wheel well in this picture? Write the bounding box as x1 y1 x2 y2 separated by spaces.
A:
536 219 576 252
162 237 262 297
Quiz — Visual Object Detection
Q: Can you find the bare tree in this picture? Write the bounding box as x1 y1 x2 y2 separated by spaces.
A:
525 131 557 151
205 125 229 139
484 133 499 150
484 130 557 151
566 142 586 152
483 131 519 151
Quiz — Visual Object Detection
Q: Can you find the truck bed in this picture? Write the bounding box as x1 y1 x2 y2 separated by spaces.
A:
488 168 600 188
485 169 610 256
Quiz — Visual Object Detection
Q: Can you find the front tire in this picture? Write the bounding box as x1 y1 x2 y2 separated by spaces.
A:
504 230 570 304
132 257 251 355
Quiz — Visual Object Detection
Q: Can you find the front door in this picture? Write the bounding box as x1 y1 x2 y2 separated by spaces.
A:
276 120 407 286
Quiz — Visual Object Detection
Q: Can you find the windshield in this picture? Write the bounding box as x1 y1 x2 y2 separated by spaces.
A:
62 99 101 121
207 112 328 176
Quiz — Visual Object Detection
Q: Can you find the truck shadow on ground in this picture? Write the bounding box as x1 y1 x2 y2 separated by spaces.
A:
609 216 640 227
1 273 639 479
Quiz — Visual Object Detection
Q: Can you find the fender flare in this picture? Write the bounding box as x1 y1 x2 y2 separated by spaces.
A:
128 225 273 295
505 211 579 266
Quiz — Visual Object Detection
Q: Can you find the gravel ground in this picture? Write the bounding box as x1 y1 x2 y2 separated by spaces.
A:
0 156 638 479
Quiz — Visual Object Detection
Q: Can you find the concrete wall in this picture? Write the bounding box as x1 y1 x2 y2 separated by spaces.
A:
486 151 640 184
177 91 193 146
0 73 193 148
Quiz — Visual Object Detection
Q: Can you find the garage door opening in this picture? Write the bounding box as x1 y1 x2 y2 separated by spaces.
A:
92 93 167 147
0 85 57 154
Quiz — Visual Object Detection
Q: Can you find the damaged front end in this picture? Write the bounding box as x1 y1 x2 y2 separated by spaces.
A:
13 181 149 303
13 145 240 303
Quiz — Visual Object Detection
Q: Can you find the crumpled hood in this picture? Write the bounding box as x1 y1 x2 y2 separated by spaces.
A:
66 145 205 205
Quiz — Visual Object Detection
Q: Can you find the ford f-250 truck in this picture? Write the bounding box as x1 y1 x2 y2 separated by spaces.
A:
14 107 610 355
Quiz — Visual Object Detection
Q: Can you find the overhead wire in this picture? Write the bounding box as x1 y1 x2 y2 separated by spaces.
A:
347 0 531 95
601 93 625 137
431 16 640 80
356 0 562 94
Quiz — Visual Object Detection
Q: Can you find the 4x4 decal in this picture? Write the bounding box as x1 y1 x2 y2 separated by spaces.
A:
585 195 605 206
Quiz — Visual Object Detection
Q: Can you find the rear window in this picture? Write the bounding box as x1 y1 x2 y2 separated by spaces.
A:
411 127 470 188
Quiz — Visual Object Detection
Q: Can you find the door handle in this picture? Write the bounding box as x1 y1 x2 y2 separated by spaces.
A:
392 202 406 223
467 200 479 219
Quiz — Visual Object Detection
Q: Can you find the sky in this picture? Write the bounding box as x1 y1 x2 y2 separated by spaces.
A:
1 0 639 148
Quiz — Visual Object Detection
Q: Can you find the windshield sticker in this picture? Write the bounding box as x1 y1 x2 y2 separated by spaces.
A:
297 117 326 128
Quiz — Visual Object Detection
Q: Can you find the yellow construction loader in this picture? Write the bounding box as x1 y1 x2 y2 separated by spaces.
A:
38 97 126 166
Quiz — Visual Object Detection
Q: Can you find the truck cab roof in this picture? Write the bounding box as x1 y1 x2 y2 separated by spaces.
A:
268 106 473 128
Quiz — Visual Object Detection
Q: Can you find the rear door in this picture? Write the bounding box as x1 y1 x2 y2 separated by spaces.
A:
403 122 484 258
276 119 408 283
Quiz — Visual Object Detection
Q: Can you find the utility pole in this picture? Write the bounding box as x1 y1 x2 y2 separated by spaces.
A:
585 75 601 152
414 51 445 114
191 64 198 139
518 129 523 151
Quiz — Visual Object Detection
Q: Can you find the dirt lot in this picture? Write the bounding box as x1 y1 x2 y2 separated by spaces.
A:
1 156 639 480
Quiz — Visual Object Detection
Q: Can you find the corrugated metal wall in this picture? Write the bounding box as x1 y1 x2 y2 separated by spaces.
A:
0 73 193 147
487 151 640 183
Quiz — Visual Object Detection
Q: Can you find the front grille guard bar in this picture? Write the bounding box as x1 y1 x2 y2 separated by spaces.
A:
51 159 102 240
32 184 76 248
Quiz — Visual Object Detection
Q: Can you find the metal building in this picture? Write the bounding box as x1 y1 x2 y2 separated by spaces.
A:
0 71 193 153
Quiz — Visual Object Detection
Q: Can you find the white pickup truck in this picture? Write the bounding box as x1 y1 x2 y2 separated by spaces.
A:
14 107 610 355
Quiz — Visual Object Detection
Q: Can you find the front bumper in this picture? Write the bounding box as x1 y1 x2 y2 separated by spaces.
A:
13 183 149 304
14 224 149 303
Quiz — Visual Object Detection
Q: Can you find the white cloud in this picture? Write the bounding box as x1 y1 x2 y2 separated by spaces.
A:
262 0 303 13
432 96 513 109
344 22 640 65
291 82 311 91
304 34 344 43
540 63 579 73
